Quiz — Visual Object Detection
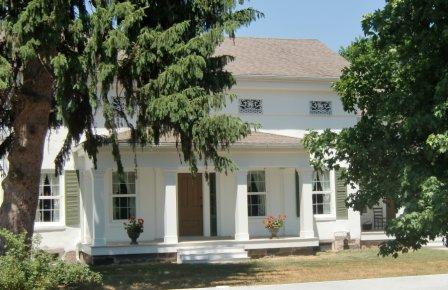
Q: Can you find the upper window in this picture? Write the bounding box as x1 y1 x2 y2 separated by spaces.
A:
36 173 60 223
112 172 136 220
239 99 263 114
312 170 332 215
310 101 332 115
247 170 266 217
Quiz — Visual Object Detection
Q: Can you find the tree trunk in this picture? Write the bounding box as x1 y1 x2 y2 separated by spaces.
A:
0 60 52 245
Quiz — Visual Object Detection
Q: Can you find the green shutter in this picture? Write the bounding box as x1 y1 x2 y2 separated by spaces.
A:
209 173 217 236
295 170 300 217
335 170 348 220
65 170 80 227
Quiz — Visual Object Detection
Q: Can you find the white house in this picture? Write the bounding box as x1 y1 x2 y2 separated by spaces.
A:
0 37 394 264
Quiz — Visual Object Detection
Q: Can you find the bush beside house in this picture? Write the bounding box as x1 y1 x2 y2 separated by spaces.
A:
0 229 102 290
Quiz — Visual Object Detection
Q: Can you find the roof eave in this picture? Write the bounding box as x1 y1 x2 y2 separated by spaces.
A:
233 74 340 83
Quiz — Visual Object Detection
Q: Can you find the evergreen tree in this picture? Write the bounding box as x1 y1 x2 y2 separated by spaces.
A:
0 1 261 242
304 0 448 256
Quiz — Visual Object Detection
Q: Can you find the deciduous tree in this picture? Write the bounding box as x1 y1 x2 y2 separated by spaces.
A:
304 0 448 256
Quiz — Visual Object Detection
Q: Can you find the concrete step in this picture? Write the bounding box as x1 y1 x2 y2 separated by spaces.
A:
178 246 245 255
177 246 249 264
181 257 250 264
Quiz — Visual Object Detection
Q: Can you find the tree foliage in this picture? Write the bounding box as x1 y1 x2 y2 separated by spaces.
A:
0 0 261 238
303 0 448 256
0 229 102 289
0 0 261 174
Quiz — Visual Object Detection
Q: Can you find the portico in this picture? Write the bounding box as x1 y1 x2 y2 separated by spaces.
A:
76 132 324 263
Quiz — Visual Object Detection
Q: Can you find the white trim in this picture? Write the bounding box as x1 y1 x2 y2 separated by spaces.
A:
314 214 336 222
34 225 66 232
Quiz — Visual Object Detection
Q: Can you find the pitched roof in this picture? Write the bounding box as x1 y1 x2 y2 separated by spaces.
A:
215 37 348 79
116 130 300 148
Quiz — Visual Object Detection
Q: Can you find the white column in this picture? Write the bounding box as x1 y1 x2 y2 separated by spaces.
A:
299 169 315 238
282 168 296 235
91 169 106 246
235 170 249 241
203 174 211 237
163 171 178 244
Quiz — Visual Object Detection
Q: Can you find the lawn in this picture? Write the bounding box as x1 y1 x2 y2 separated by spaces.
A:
94 248 448 289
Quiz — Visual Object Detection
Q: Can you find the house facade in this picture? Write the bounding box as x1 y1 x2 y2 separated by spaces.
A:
0 37 393 264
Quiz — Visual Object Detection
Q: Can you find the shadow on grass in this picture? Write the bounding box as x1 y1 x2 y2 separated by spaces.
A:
93 261 268 290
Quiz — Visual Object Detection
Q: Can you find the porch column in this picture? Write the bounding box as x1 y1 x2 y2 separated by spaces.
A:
91 169 106 246
235 170 249 241
163 171 178 244
299 169 315 238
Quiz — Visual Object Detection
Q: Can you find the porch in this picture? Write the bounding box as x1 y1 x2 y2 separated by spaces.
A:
360 199 396 243
75 132 322 263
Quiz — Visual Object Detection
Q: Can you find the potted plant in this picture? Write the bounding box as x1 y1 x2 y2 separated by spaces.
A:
123 216 144 245
263 214 286 239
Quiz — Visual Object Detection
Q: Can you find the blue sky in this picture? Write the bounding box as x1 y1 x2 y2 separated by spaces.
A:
236 0 386 52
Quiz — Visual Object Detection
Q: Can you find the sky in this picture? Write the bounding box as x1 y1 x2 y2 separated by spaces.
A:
236 0 386 52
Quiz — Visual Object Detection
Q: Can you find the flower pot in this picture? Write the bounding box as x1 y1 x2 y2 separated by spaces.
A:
268 228 279 239
127 230 140 245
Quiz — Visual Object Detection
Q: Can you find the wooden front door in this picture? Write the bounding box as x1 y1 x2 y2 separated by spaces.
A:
178 173 203 236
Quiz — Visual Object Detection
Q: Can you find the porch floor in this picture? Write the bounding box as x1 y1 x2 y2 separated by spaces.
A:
80 236 319 257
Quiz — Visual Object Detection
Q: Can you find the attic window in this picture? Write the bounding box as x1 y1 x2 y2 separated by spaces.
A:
310 101 332 115
239 99 263 114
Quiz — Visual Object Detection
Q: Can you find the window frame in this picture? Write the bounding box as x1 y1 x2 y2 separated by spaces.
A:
247 170 267 217
35 170 63 227
111 171 137 221
312 170 332 215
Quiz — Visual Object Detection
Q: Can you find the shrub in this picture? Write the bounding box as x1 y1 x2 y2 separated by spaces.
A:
0 228 102 290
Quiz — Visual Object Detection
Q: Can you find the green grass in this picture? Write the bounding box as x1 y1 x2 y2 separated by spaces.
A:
93 248 448 289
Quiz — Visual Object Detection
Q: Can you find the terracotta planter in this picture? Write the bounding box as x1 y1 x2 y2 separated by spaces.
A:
268 228 279 239
127 230 141 245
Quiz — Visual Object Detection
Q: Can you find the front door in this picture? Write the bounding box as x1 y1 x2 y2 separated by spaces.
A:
178 173 203 236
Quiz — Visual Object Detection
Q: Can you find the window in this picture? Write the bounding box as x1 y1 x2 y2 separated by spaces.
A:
312 170 332 215
36 173 60 223
112 172 136 220
310 101 332 115
247 170 266 216
239 99 263 114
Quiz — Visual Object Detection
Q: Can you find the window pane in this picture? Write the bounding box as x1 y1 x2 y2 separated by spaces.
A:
321 181 331 192
317 204 324 214
248 171 266 193
127 172 136 184
113 172 136 195
313 170 331 192
312 193 331 215
323 203 331 214
113 197 136 220
128 183 136 195
36 199 60 222
247 194 266 217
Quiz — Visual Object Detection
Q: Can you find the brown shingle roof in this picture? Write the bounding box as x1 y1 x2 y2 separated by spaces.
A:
117 130 300 147
215 37 348 79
